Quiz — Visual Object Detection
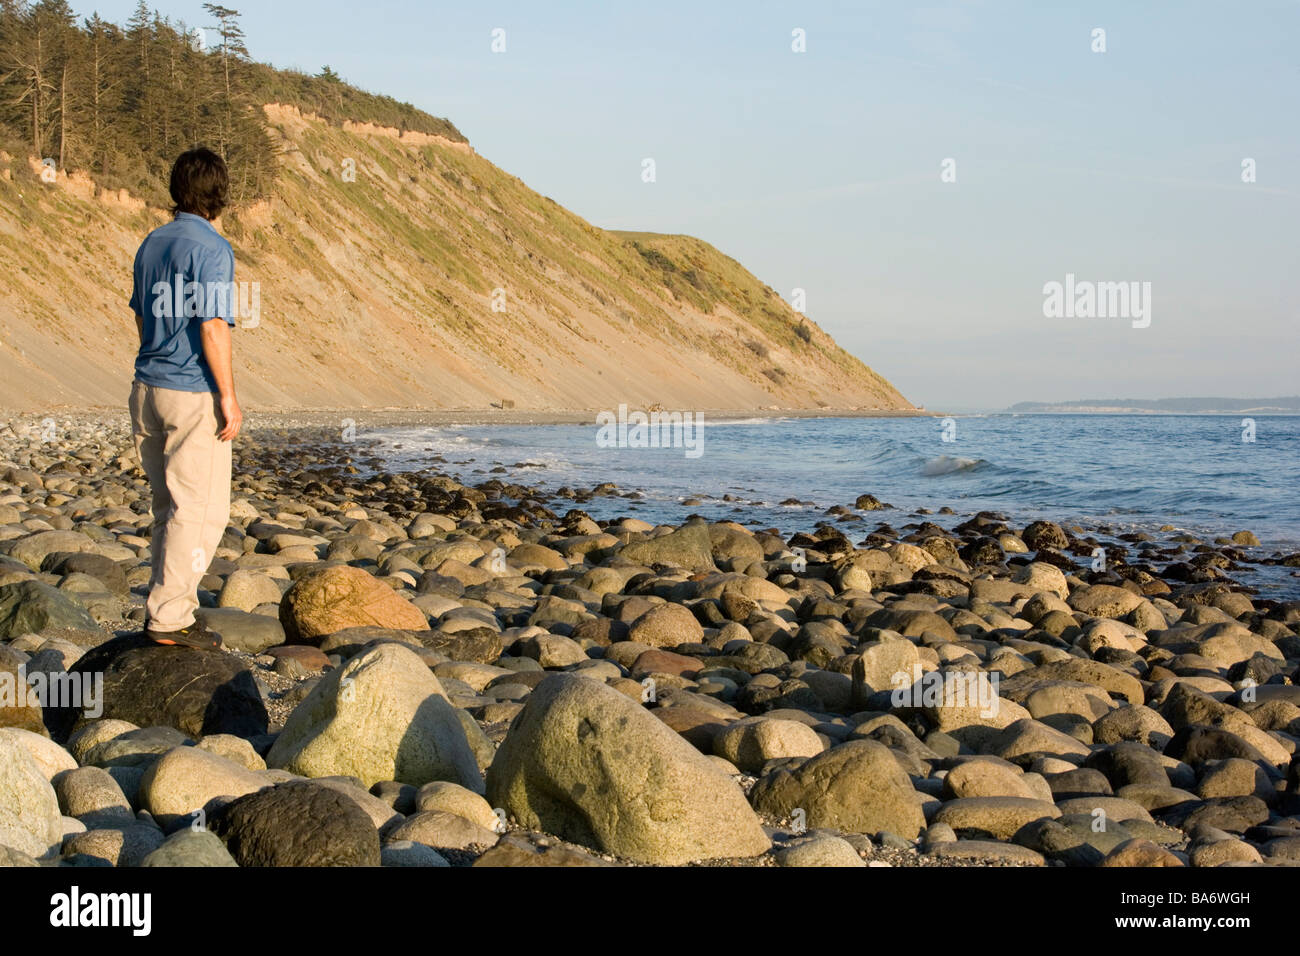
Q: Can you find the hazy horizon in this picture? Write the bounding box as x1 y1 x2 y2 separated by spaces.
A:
74 0 1299 410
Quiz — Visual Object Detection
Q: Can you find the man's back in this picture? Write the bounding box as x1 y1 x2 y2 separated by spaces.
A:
128 146 241 649
130 211 235 393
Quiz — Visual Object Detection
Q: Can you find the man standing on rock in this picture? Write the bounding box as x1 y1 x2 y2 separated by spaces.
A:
128 147 243 648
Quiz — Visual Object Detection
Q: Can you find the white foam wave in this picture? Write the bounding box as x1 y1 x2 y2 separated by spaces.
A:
922 455 983 476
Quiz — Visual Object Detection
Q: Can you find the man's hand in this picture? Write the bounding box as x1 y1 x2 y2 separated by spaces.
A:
199 316 241 441
218 393 242 441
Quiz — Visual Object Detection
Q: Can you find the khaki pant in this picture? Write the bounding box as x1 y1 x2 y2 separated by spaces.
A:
129 381 232 632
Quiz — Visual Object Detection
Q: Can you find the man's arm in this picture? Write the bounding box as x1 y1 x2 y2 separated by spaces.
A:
199 317 242 441
134 313 143 344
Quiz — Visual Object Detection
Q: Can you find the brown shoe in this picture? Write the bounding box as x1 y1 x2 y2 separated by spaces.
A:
145 621 220 649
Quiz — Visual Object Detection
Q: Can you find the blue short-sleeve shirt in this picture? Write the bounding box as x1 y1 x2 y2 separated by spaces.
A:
130 212 236 393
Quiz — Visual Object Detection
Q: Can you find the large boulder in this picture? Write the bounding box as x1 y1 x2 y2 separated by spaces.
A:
0 581 97 639
47 635 268 742
618 523 717 573
0 727 76 780
852 638 920 703
0 733 62 858
748 739 926 839
386 810 499 851
1093 704 1175 748
54 766 134 828
1161 684 1290 769
63 823 165 866
138 746 269 828
1068 585 1143 619
864 608 959 642
1004 659 1144 706
194 607 285 654
695 573 792 607
713 716 823 773
708 524 765 567
472 833 615 867
0 648 46 736
898 669 1031 738
1011 562 1070 600
280 565 428 645
266 642 481 792
212 780 380 866
1022 521 1068 552
141 829 239 867
79 725 189 769
217 570 285 612
422 628 503 664
486 673 769 864
0 845 39 866
414 780 500 831
932 796 1061 841
941 759 1043 800
2 531 100 572
775 835 868 867
50 553 129 597
627 603 704 649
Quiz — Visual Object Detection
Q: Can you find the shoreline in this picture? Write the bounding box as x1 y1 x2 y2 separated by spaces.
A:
0 406 938 428
15 406 1300 429
6 411 1296 593
0 416 1296 869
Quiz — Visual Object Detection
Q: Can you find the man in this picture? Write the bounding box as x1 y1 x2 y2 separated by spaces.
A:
128 146 243 648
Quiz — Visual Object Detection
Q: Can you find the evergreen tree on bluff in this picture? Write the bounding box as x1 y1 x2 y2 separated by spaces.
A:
0 1 461 208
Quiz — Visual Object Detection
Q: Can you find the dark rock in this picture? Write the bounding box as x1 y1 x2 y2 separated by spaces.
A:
43 553 130 599
1022 521 1069 552
1165 725 1271 770
48 634 268 742
569 617 627 647
212 780 380 866
0 581 98 639
1084 742 1169 789
1157 796 1270 834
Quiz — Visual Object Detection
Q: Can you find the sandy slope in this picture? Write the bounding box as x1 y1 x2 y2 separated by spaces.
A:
0 105 913 415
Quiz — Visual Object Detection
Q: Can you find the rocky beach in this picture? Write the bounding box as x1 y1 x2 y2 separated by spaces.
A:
1 412 1298 870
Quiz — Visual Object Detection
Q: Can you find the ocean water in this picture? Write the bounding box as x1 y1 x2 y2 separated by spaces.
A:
371 415 1300 600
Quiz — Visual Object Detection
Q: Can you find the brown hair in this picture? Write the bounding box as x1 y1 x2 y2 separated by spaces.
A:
169 147 229 220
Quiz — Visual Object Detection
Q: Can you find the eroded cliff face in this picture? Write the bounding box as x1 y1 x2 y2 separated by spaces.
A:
0 104 911 414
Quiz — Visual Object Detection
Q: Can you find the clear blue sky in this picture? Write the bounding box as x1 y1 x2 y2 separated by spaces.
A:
76 0 1299 410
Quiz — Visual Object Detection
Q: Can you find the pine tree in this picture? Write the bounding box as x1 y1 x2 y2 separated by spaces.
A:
37 0 76 166
123 0 154 155
0 1 53 158
68 14 123 176
202 3 246 155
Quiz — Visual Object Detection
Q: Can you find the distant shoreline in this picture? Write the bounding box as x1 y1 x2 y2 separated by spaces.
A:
1000 410 1300 417
1005 397 1300 416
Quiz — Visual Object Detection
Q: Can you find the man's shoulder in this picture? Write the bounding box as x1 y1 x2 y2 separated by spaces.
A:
190 221 234 261
135 221 169 257
136 218 182 256
138 217 232 260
